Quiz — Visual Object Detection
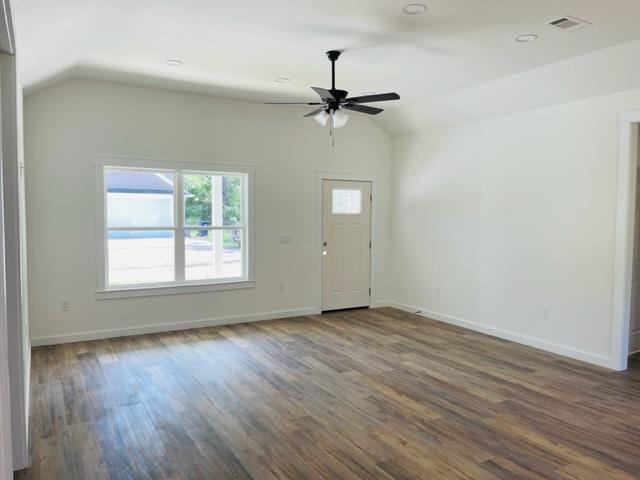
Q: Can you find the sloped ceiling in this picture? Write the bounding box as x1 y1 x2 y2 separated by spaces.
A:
14 0 640 135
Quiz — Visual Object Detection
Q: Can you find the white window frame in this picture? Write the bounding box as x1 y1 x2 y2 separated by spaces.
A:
94 156 255 300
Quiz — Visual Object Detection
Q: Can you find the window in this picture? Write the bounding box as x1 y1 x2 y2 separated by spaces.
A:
332 189 362 214
96 158 254 297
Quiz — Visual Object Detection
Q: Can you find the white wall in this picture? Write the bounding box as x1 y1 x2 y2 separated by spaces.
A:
24 79 392 343
27 75 640 370
390 88 640 368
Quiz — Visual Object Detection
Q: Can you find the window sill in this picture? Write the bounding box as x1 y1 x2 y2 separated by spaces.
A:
96 279 255 300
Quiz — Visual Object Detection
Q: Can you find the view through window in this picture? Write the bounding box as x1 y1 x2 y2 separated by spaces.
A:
103 166 247 288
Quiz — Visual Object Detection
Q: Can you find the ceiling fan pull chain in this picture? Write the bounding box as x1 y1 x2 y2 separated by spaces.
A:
330 111 335 147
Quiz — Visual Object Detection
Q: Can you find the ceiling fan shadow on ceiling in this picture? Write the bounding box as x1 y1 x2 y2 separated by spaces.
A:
265 50 400 145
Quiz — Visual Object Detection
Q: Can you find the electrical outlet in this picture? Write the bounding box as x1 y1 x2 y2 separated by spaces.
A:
278 283 285 294
60 300 70 312
542 305 552 319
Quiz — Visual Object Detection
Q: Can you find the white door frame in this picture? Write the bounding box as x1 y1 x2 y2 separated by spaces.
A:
316 172 377 311
611 109 640 371
0 0 18 476
0 58 13 480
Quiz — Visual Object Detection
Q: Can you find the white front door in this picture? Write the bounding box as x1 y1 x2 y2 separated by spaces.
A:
322 180 371 311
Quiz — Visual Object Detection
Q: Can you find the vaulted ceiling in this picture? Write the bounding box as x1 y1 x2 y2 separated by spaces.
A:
15 0 640 135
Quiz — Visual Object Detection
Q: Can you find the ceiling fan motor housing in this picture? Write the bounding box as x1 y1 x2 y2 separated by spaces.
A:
328 89 348 112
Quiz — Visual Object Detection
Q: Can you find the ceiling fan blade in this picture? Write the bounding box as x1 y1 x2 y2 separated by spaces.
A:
265 102 324 105
311 87 336 101
343 104 384 115
345 92 400 104
304 107 326 117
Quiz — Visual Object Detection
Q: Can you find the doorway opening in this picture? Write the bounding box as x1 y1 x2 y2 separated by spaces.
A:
628 125 640 357
613 116 640 370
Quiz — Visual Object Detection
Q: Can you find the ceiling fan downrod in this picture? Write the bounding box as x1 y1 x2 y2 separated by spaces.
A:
327 50 341 92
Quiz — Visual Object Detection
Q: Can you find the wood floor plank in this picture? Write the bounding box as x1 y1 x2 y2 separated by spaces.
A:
18 308 640 479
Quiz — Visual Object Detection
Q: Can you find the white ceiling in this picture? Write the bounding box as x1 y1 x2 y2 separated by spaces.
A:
14 0 640 135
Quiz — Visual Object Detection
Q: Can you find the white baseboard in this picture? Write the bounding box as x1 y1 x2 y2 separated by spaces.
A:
32 302 614 370
371 300 391 308
629 331 640 355
31 307 322 346
388 301 613 369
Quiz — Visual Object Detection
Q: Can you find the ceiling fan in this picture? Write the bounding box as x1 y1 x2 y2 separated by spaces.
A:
266 50 400 132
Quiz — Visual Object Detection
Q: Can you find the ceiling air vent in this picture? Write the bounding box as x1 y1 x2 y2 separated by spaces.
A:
548 15 592 31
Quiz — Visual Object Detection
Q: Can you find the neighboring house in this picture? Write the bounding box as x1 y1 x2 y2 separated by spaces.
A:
106 170 176 238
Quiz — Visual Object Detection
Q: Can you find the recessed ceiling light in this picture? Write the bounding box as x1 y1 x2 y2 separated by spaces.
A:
403 3 428 15
275 77 291 84
515 34 538 43
165 59 183 66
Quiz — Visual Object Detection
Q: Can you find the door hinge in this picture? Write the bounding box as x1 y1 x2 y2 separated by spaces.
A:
369 287 371 296
369 241 372 249
370 193 372 202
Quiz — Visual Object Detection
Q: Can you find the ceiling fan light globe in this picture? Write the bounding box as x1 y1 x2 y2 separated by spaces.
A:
314 110 329 126
332 109 349 128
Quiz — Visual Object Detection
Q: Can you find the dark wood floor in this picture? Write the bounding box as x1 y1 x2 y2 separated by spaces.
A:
17 307 640 479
